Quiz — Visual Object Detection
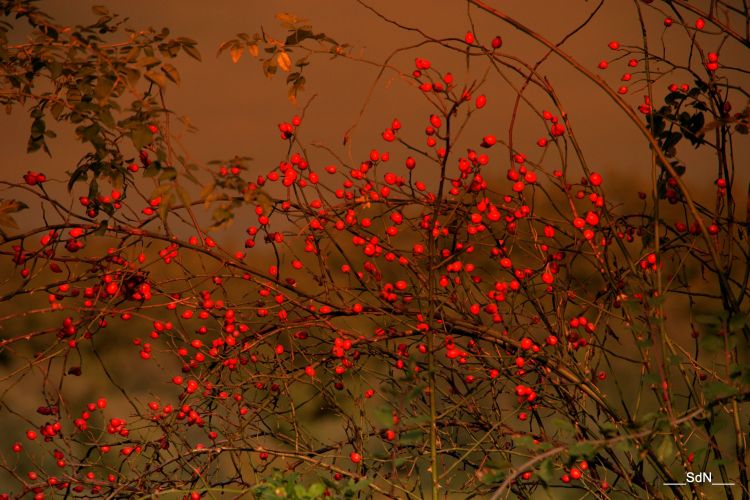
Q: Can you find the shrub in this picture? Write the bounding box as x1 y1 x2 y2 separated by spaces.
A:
0 1 748 498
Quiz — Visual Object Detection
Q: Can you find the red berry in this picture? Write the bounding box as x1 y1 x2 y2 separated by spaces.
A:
23 171 42 186
550 123 565 136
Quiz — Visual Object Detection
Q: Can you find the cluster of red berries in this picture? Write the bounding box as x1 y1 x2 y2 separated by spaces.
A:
23 171 46 185
277 115 301 139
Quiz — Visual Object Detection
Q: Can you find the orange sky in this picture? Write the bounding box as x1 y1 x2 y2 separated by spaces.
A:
2 1 747 214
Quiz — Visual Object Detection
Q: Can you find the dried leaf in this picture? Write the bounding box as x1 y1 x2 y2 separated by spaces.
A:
277 51 292 72
144 70 167 88
230 45 243 64
275 12 306 27
161 63 180 85
175 184 191 207
182 44 202 61
0 199 28 229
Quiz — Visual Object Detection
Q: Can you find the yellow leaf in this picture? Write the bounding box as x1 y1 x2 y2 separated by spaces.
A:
230 45 243 64
277 51 292 72
275 12 306 27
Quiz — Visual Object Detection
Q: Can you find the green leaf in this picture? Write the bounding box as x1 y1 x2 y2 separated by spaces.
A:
699 333 725 353
537 458 554 484
514 435 536 450
88 178 99 198
711 416 728 434
307 483 325 497
636 336 654 348
703 381 738 400
159 167 177 181
695 314 721 326
662 131 682 151
615 439 634 452
157 192 174 222
486 458 512 470
398 430 423 445
94 76 115 101
372 405 392 427
131 126 153 150
67 165 88 192
143 162 160 178
568 442 596 459
480 469 505 484
98 108 115 128
349 478 371 493
655 438 675 463
79 123 102 145
551 418 574 434
50 102 65 120
175 184 191 207
666 353 682 366
599 421 618 436
48 61 63 79
729 313 748 333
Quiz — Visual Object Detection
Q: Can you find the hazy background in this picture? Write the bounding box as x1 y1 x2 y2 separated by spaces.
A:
2 0 747 201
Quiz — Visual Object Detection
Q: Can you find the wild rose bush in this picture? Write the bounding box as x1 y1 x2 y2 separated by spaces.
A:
0 1 749 498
